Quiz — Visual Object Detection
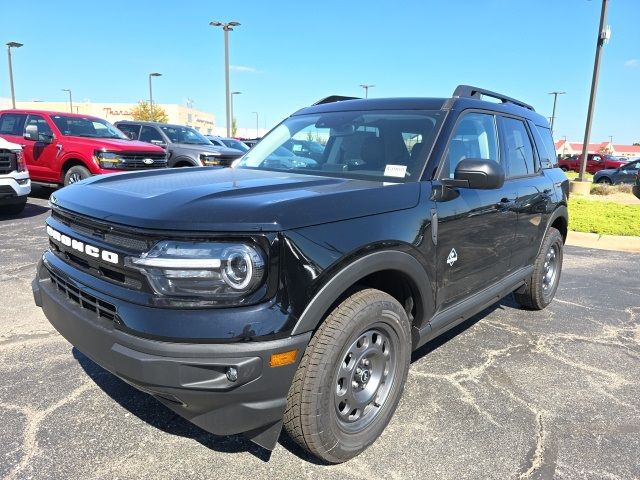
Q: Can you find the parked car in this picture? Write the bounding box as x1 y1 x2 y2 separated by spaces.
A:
283 139 325 161
33 85 568 463
592 159 640 184
259 145 318 169
205 135 249 152
240 138 261 148
0 137 30 215
0 110 167 187
558 153 626 174
116 121 243 167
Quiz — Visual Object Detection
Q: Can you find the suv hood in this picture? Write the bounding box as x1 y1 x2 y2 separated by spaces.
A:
52 168 420 231
68 137 165 153
171 143 244 157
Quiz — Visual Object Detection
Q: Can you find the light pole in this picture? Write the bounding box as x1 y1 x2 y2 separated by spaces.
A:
148 72 162 121
548 91 565 133
210 20 241 137
6 42 23 109
230 91 241 136
359 84 375 98
62 89 73 113
578 0 610 182
252 111 259 138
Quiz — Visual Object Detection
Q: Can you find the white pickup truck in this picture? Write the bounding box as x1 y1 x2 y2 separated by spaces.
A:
0 137 30 215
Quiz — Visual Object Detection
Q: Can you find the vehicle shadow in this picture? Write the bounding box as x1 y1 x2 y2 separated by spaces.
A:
0 201 49 220
72 348 272 462
72 295 519 465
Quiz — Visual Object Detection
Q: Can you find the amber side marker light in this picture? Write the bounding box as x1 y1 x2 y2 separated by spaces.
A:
269 349 298 367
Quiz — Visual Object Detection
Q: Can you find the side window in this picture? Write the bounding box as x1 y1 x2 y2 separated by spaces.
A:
139 126 164 144
117 124 140 140
500 117 535 177
0 113 27 135
531 123 557 168
25 114 54 141
441 112 499 178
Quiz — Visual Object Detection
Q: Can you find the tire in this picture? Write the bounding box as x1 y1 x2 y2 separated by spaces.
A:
63 165 91 186
284 288 411 463
596 176 612 184
514 227 563 310
0 198 27 216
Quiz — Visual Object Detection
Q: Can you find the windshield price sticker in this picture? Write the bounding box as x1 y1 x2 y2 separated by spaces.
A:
384 164 407 178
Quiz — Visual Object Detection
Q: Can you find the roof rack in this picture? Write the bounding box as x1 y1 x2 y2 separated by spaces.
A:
452 85 535 111
313 95 360 105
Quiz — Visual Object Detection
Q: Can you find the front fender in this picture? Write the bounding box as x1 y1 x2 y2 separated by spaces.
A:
290 249 434 336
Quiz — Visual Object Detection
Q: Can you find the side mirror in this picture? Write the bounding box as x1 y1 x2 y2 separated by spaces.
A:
453 158 505 189
24 124 39 141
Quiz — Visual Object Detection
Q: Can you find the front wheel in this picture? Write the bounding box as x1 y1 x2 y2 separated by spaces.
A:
514 227 564 310
284 289 411 463
63 165 91 186
596 176 612 184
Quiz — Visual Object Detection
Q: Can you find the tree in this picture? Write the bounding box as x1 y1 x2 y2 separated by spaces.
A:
634 142 640 146
130 101 168 123
232 117 238 137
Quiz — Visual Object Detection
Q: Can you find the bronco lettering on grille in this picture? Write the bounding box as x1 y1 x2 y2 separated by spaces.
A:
46 226 119 264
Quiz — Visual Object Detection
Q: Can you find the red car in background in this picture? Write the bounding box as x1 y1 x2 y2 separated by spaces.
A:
558 153 626 174
0 110 167 187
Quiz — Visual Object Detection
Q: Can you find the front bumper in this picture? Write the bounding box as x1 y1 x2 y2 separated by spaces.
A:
0 173 31 203
33 259 311 449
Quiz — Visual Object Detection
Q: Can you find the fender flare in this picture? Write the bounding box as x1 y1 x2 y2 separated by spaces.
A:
538 204 568 255
170 156 199 167
290 250 434 335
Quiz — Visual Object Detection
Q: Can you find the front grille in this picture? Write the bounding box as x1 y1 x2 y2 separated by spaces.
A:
47 267 117 321
52 209 150 252
119 152 167 170
0 150 17 174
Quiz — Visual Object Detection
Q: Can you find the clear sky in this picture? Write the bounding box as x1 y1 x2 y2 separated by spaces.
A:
1 0 638 143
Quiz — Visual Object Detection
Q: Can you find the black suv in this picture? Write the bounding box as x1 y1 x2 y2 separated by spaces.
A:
33 86 568 463
115 121 244 167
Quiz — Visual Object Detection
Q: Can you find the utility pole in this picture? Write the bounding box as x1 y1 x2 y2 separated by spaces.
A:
252 111 259 138
548 91 565 133
578 0 610 182
62 89 73 113
359 84 375 98
230 91 241 136
6 42 23 109
149 72 162 121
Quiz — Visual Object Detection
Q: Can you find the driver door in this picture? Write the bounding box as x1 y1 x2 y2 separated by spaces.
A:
23 114 59 182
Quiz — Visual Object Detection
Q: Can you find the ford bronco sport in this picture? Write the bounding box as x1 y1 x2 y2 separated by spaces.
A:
33 85 569 463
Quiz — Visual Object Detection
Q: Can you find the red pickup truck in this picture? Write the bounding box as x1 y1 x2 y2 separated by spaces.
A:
558 153 626 174
0 110 167 186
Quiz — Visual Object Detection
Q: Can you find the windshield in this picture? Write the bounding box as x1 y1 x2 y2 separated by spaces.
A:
51 115 128 140
221 138 249 152
235 110 445 181
160 125 210 145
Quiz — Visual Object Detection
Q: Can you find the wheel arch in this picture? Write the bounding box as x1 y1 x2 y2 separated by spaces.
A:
290 250 434 337
540 205 568 254
170 156 198 168
60 158 90 183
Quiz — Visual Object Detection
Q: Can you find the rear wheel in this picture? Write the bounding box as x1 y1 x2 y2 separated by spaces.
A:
284 289 411 463
514 227 563 310
63 165 91 186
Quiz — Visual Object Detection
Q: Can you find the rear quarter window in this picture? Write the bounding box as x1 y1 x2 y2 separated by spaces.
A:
533 124 558 168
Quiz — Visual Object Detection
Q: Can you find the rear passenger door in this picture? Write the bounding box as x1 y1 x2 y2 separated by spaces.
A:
434 112 517 310
498 116 553 269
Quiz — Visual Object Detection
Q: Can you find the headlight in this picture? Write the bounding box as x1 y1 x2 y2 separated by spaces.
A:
200 152 222 166
125 241 265 302
94 151 122 169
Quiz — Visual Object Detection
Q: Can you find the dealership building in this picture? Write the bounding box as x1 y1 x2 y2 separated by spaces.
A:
555 139 640 159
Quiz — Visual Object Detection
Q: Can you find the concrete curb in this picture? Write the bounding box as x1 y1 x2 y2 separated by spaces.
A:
566 231 640 253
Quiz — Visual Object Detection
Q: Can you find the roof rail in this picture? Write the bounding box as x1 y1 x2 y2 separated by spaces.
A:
452 85 535 111
313 95 360 105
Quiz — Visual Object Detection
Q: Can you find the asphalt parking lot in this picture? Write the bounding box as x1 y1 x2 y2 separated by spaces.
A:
1 190 639 480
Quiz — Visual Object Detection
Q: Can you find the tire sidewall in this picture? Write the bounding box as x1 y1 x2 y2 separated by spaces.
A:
64 166 90 186
539 230 563 306
311 295 411 461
